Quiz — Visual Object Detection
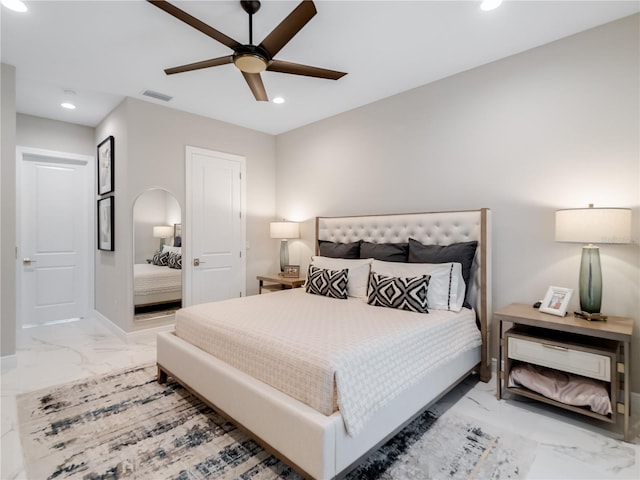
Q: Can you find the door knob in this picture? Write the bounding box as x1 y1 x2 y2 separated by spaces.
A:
193 258 205 267
23 258 37 265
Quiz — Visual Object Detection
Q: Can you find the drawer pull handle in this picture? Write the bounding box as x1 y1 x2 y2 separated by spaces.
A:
542 343 568 352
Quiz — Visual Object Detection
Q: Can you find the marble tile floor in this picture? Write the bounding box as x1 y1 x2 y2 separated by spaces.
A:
1 317 638 480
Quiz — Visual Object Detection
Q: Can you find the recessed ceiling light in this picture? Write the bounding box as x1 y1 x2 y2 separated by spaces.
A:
1 0 28 12
272 97 285 104
480 0 502 11
61 102 76 110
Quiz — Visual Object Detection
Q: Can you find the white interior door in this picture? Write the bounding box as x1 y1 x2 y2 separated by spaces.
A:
185 146 245 306
18 150 91 327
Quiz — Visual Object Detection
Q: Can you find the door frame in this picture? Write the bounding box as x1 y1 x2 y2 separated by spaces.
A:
15 146 95 328
184 146 246 306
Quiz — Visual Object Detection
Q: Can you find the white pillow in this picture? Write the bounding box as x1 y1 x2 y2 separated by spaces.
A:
162 245 181 255
371 260 466 312
310 256 372 299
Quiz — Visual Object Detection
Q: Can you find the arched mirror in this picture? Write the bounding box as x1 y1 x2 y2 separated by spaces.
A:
132 189 182 321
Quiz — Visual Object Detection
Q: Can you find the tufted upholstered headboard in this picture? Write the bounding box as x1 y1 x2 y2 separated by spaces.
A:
315 209 491 382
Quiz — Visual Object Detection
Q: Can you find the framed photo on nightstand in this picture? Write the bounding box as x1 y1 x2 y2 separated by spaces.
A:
283 265 300 278
539 286 573 317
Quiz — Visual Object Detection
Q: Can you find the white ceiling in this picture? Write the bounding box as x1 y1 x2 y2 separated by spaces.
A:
2 1 638 135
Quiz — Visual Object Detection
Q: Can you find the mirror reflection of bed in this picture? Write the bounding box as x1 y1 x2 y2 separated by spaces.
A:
133 189 182 321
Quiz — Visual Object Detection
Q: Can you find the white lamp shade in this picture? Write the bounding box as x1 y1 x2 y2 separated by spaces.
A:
153 225 174 238
270 221 299 239
555 207 631 244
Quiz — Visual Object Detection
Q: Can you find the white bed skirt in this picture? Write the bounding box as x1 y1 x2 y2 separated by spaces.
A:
157 331 481 479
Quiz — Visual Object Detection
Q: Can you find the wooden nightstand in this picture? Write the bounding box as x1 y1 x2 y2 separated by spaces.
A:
495 303 633 441
257 273 306 294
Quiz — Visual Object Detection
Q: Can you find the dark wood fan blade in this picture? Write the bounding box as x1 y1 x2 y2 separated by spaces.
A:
165 56 234 75
267 59 347 80
258 1 316 57
148 0 241 50
242 72 268 101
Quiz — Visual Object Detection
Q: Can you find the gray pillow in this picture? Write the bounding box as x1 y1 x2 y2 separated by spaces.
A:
408 238 478 305
360 242 408 262
318 240 361 259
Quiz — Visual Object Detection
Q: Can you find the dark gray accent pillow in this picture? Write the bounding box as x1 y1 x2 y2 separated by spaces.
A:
318 240 361 259
360 242 408 262
408 238 478 305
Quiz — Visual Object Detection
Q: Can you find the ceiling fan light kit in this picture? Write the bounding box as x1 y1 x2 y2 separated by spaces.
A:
233 45 269 74
148 0 347 102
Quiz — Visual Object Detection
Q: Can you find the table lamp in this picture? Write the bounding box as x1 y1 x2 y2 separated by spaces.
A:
270 221 299 273
153 225 174 250
555 204 631 315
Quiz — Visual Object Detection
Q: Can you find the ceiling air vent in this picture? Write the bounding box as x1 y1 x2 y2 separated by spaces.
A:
142 89 173 102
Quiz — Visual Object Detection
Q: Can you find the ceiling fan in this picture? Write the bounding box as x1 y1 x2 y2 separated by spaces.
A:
148 0 347 101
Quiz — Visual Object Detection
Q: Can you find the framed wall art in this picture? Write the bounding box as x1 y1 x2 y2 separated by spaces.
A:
539 286 573 317
97 196 114 251
97 135 114 195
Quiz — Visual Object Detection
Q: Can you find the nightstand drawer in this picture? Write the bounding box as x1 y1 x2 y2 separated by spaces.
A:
507 336 611 381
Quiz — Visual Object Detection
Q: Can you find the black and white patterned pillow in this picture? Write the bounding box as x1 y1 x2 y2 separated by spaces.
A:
367 272 430 314
305 265 349 299
168 252 182 269
152 250 169 266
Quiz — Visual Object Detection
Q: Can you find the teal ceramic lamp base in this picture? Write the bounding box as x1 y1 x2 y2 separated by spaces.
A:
579 245 602 314
279 239 289 273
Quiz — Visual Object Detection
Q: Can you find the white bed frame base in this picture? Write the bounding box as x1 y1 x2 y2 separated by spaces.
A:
157 208 491 479
158 333 479 479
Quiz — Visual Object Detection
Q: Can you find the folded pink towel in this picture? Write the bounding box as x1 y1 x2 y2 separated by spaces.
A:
508 363 612 415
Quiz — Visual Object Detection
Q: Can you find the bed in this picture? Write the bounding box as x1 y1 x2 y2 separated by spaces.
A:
156 208 491 479
134 258 182 308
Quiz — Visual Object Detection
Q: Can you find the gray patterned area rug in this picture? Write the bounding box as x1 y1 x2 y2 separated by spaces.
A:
17 364 535 479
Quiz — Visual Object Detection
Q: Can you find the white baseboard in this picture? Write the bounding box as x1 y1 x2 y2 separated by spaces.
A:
1 354 17 372
92 310 174 344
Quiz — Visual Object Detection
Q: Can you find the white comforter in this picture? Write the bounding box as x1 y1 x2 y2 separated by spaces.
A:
133 263 182 295
175 288 481 435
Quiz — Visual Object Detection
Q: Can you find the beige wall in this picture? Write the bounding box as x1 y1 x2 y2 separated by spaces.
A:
1 64 17 359
16 114 95 155
95 98 277 333
94 100 129 329
275 16 640 391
